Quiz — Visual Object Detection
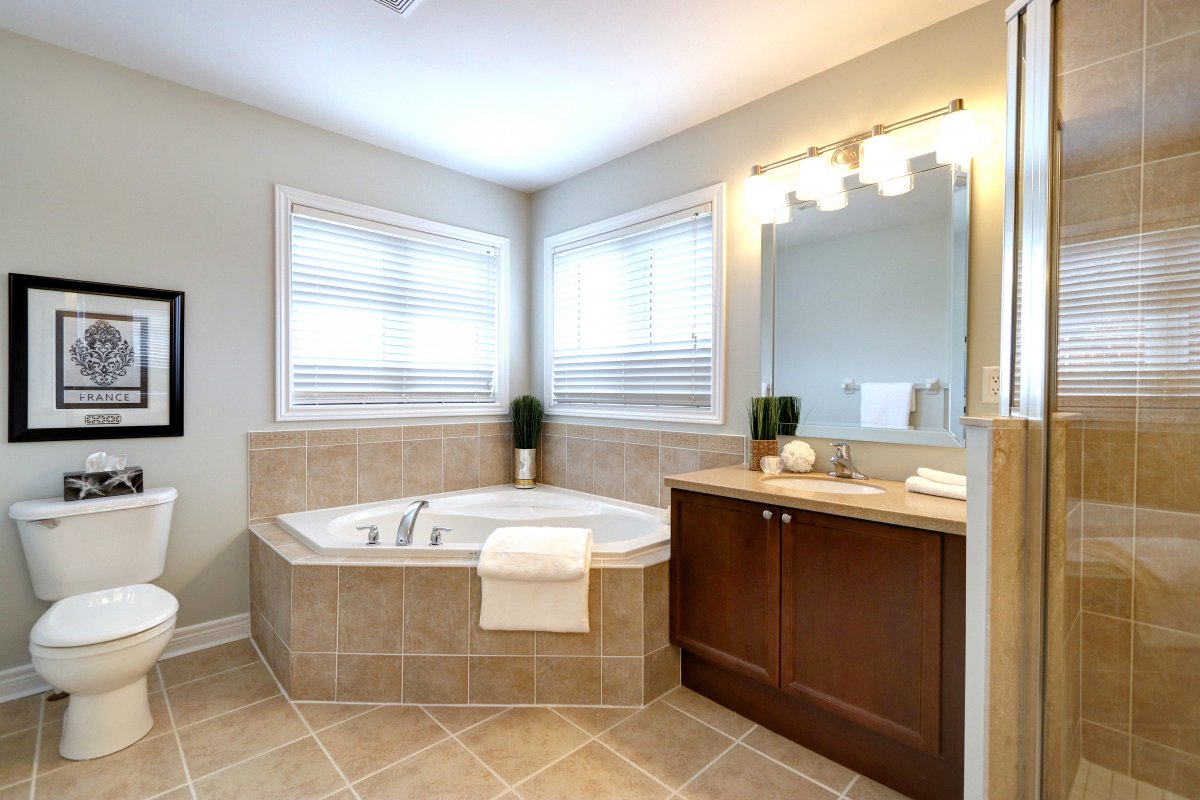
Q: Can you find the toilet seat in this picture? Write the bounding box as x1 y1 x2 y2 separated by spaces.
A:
31 584 178 649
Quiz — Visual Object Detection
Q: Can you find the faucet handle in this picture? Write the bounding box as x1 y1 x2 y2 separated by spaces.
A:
830 442 850 458
429 525 452 547
356 525 380 546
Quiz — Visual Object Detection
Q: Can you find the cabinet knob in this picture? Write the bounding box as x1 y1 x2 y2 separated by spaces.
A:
762 510 773 520
781 513 792 524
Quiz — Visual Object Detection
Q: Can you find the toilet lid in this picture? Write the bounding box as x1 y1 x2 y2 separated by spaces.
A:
31 584 178 648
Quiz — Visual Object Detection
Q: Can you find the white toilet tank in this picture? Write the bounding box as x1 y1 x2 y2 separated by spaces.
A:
9 488 177 601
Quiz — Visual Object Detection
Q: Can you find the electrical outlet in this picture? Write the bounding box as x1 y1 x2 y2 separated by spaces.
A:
982 366 1001 404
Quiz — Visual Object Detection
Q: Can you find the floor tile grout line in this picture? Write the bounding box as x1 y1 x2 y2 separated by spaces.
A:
656 694 748 743
668 724 751 798
839 773 861 799
161 657 263 692
421 706 515 794
250 636 360 800
155 663 199 800
335 718 455 789
26 692 45 800
731 727 859 796
590 736 684 796
297 703 382 733
505 727 605 792
173 693 286 735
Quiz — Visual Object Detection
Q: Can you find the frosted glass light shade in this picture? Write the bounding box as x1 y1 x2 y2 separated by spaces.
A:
859 132 908 184
745 172 772 220
817 191 848 212
878 174 914 197
795 154 842 201
937 109 977 168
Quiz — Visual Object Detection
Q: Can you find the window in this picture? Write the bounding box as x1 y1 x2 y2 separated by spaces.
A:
1057 226 1200 404
276 186 507 420
544 184 725 422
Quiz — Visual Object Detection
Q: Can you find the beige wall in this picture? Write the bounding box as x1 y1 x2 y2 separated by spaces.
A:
530 0 1009 481
0 30 531 670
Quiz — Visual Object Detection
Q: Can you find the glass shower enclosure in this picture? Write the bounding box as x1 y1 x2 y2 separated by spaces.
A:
1005 1 1200 798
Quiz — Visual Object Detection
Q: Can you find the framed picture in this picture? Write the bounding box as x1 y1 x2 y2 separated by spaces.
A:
8 274 184 442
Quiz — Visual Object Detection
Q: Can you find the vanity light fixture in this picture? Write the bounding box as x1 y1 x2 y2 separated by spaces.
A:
745 98 976 222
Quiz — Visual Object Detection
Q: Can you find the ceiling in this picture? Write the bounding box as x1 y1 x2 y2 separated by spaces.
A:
0 0 989 192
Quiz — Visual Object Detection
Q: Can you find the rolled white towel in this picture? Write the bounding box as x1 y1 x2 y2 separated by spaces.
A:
905 475 967 501
916 467 967 487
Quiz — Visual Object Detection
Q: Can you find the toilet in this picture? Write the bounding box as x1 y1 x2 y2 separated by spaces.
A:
9 488 179 760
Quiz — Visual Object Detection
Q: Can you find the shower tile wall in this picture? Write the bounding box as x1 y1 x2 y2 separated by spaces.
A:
1058 1 1200 796
247 423 745 521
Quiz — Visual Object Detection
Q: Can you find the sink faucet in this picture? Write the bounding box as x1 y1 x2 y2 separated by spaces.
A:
395 500 428 545
828 442 868 480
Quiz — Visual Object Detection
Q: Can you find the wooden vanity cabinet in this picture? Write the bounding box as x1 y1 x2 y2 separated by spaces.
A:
670 489 966 800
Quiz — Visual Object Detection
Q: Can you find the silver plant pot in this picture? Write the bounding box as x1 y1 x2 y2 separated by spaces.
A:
513 448 537 489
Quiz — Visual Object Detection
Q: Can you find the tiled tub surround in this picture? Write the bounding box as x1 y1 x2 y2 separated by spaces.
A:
249 523 678 706
247 423 747 523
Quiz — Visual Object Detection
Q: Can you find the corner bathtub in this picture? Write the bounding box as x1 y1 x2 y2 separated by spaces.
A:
275 485 670 563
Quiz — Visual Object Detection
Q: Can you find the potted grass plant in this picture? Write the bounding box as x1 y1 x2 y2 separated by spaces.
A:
747 396 781 471
776 396 801 437
510 394 544 489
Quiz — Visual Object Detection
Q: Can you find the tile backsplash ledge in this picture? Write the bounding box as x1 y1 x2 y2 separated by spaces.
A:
247 421 747 520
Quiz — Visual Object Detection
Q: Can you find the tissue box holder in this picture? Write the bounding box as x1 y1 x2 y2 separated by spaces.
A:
63 468 144 501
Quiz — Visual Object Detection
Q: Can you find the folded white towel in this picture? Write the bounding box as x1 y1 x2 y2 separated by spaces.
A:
479 574 591 633
905 476 967 501
861 382 914 429
478 527 592 582
916 467 967 487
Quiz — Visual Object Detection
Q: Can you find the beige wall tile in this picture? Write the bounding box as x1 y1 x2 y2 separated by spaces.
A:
307 445 357 511
403 655 468 704
479 434 512 487
1062 167 1142 245
643 645 680 702
540 434 566 487
542 422 567 437
536 570 601 656
250 534 270 617
566 424 594 439
660 447 698 484
601 658 643 706
338 566 405 654
268 550 293 646
1134 509 1200 634
443 423 479 438
661 432 699 450
699 450 744 470
404 424 442 440
643 561 670 655
602 569 643 656
698 434 743 454
469 656 535 705
566 437 595 493
444 436 480 492
249 447 306 519
1057 0 1144 73
1081 612 1132 730
1081 721 1131 775
593 440 625 500
1081 503 1134 618
290 565 337 653
249 431 307 449
306 429 357 446
290 653 336 701
262 621 292 692
336 654 403 702
1148 0 1200 44
594 426 626 442
1132 623 1200 756
1060 52 1143 180
1136 427 1200 514
1132 734 1200 797
1082 423 1136 505
404 567 469 654
357 441 405 503
403 438 443 496
469 569 534 656
1145 34 1200 161
357 426 404 443
479 421 509 436
535 657 601 705
624 444 660 507
626 428 660 446
1144 154 1200 232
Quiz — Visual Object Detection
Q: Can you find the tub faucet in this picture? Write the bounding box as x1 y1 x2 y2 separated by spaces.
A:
828 442 868 480
396 500 428 546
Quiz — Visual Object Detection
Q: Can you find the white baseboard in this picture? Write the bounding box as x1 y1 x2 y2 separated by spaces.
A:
0 612 250 704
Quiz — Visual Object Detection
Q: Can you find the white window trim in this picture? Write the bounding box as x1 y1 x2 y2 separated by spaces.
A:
542 183 726 424
275 185 510 421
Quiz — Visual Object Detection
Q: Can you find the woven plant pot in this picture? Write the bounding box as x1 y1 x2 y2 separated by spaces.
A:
750 439 779 471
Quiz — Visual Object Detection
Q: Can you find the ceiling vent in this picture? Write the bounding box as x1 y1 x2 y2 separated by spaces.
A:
372 0 422 15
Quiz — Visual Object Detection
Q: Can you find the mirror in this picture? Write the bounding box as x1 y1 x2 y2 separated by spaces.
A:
762 153 969 447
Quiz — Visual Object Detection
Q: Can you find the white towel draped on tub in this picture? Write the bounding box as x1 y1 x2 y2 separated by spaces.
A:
861 382 915 429
478 527 593 633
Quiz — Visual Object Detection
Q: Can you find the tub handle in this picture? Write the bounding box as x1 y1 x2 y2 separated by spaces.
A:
356 525 380 546
781 513 792 524
430 525 451 547
762 510 772 520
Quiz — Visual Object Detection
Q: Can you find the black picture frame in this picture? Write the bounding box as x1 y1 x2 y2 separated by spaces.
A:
8 273 184 442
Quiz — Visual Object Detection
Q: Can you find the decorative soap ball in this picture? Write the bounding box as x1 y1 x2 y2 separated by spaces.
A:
781 440 817 473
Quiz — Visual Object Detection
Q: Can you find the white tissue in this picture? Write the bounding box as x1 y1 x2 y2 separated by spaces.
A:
84 452 127 472
780 440 816 473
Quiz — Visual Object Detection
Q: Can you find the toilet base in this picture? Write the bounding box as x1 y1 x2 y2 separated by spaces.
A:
59 674 154 760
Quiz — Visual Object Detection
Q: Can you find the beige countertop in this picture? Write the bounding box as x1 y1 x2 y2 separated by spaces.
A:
664 465 966 536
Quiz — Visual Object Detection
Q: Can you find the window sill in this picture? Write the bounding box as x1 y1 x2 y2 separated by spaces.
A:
546 403 724 426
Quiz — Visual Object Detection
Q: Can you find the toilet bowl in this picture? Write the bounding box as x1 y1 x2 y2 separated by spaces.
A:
29 584 178 760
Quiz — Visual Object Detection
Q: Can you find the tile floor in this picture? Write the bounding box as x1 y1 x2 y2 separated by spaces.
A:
0 638 916 800
1069 760 1192 800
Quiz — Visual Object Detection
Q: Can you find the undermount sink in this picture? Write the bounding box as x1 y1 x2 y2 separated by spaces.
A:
761 476 887 495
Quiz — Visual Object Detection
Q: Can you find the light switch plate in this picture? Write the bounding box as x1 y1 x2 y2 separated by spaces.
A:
982 366 1001 403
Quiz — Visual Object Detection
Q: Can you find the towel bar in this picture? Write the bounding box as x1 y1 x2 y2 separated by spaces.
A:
841 379 942 395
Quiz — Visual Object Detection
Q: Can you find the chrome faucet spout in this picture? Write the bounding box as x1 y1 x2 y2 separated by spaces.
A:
396 500 428 546
828 442 868 480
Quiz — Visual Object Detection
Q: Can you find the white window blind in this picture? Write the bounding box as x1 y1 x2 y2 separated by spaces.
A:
550 204 717 412
1057 226 1200 400
286 204 501 411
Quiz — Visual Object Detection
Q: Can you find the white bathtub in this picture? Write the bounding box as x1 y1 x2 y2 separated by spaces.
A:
275 485 670 561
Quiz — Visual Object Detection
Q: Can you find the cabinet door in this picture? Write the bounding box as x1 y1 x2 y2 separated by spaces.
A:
781 511 943 754
670 491 780 686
